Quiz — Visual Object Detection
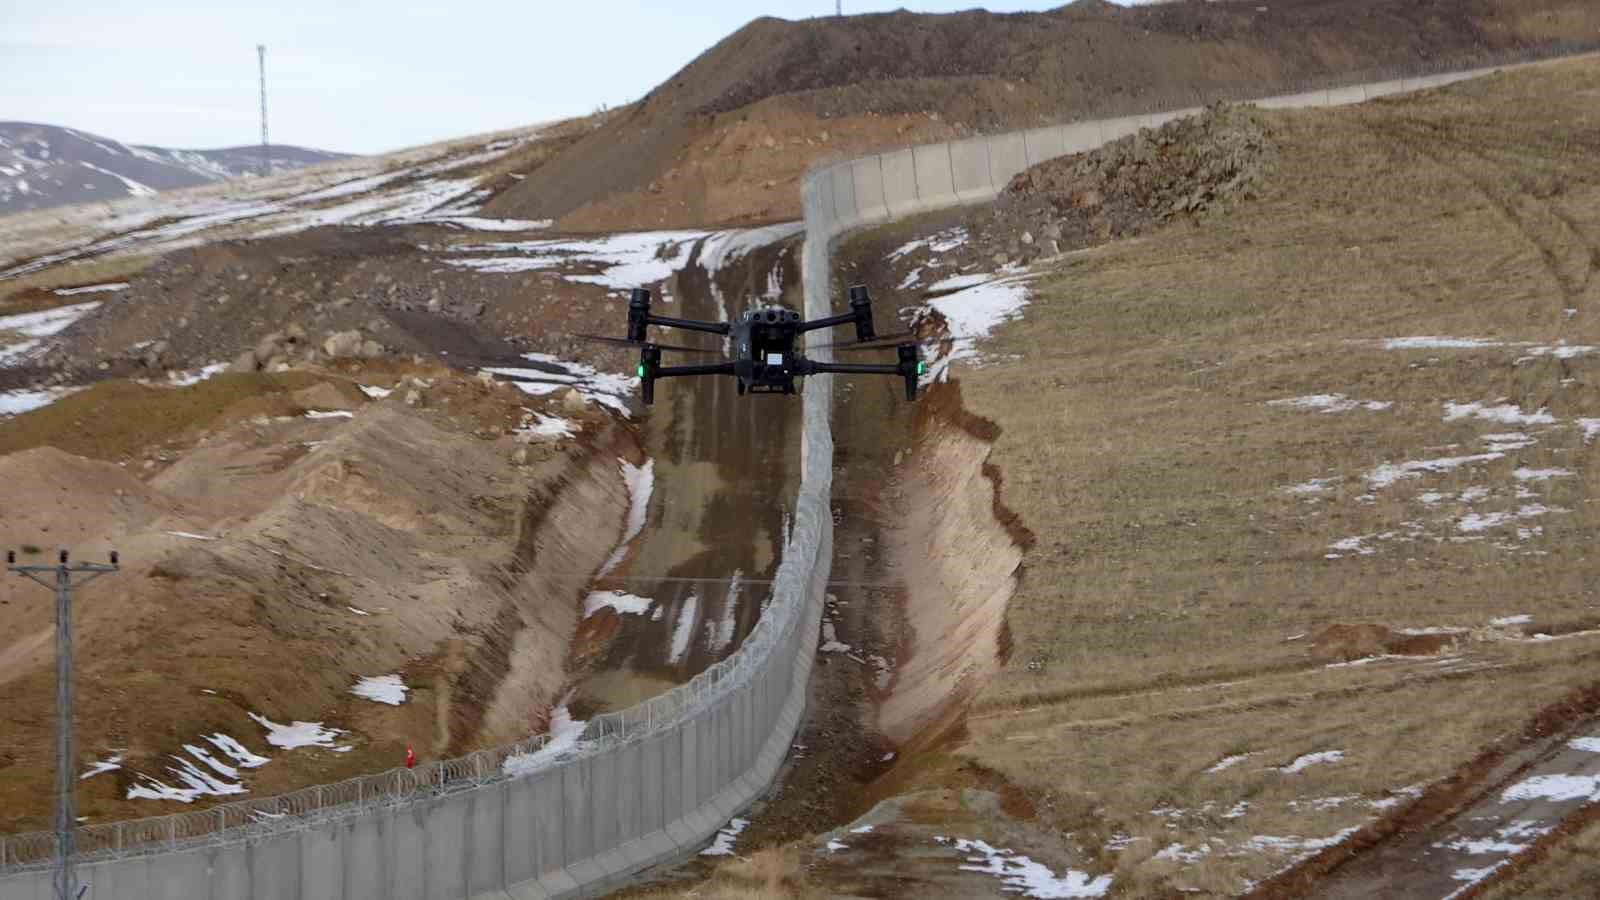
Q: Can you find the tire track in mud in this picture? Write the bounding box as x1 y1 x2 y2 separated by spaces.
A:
1251 682 1600 900
1368 114 1599 314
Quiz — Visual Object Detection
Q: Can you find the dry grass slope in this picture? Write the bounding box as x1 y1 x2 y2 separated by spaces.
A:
842 57 1600 894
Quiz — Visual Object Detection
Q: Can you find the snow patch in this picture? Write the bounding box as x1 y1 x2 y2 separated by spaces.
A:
1277 751 1344 774
700 818 749 856
80 755 123 780
1512 467 1572 482
1267 394 1391 414
1206 753 1251 773
350 674 408 706
1364 453 1504 490
1442 402 1555 426
248 713 347 750
583 590 654 617
919 273 1032 385
600 458 654 574
946 837 1112 898
502 704 590 776
1501 774 1600 803
52 283 128 296
205 734 270 769
669 595 699 664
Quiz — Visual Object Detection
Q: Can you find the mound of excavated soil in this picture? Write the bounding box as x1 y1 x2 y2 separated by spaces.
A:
1008 102 1279 226
0 370 639 833
484 0 1600 230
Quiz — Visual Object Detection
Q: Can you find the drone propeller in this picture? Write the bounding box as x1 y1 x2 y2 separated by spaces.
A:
567 332 726 357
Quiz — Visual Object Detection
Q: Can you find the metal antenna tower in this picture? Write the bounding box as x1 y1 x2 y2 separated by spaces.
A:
7 547 120 900
258 44 269 177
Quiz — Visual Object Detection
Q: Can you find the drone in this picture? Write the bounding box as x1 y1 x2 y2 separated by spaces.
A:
579 285 924 405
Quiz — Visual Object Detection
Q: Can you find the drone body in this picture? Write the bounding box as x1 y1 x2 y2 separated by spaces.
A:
605 286 922 405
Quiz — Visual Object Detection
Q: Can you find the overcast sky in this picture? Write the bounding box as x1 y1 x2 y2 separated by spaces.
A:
0 1 1103 155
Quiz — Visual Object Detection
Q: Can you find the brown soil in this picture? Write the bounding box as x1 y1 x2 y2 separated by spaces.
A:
0 368 639 834
1307 623 1461 663
485 0 1600 231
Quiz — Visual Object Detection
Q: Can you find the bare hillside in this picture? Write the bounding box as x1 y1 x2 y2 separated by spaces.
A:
484 0 1600 231
0 121 347 215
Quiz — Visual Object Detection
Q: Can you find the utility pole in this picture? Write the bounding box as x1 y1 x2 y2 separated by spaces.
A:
836 1 842 15
7 548 120 900
257 44 269 177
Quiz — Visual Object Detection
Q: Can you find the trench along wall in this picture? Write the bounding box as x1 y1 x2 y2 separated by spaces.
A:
875 395 1024 747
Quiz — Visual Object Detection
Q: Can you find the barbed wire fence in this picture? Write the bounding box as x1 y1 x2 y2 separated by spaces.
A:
3 36 1600 877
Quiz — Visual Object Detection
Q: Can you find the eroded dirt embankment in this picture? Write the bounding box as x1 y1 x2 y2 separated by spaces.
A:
876 384 1028 748
0 368 638 833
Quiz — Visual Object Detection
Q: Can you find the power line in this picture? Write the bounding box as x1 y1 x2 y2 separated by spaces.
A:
6 547 120 900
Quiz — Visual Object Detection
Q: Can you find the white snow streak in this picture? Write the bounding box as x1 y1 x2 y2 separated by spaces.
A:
350 674 409 706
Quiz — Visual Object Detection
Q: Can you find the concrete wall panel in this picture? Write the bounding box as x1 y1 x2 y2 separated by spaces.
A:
390 806 430 900
679 722 701 827
1362 79 1406 100
467 787 506 897
424 799 468 900
851 157 889 224
344 814 387 900
144 845 208 890
88 857 146 900
829 165 856 225
661 727 685 827
913 144 955 202
248 832 301 900
0 872 50 900
1256 90 1329 109
1022 127 1065 168
1099 115 1142 143
213 844 252 900
614 742 645 845
561 758 594 867
948 138 994 202
590 752 619 857
1327 85 1368 106
1060 122 1101 154
879 150 919 215
300 823 342 900
986 132 1028 189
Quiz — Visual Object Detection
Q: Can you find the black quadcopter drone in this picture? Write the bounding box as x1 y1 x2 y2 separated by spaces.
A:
579 285 924 405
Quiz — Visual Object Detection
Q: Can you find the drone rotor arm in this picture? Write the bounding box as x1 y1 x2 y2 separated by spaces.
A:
643 313 731 336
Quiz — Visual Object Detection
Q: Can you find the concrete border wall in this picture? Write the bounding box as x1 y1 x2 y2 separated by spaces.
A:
5 44 1597 900
808 58 1589 239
